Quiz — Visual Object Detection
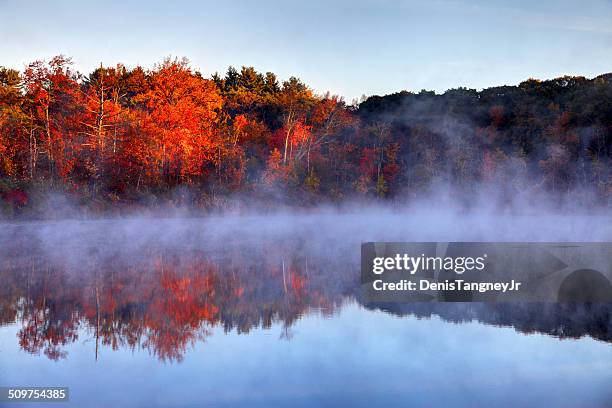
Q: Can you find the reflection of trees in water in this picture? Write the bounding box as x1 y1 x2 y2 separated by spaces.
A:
0 235 345 362
0 233 610 363
362 302 612 344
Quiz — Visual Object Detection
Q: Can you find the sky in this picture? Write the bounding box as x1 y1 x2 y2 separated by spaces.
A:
1 0 611 101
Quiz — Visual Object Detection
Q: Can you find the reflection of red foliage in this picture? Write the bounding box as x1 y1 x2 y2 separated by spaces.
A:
18 310 79 360
142 270 219 361
233 286 245 297
291 273 306 294
5 247 327 363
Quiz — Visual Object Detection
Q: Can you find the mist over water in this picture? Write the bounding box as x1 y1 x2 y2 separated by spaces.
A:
3 203 611 257
1 207 611 407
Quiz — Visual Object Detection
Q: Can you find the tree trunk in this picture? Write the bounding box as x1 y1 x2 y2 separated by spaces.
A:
45 105 52 176
283 110 294 164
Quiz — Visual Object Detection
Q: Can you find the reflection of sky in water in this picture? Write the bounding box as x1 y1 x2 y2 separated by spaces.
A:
2 302 611 408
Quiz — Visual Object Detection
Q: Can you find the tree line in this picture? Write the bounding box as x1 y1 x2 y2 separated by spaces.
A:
0 56 610 214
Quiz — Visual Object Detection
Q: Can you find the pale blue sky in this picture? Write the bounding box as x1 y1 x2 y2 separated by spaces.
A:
1 0 611 101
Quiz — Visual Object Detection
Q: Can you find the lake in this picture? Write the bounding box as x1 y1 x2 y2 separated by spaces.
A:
1 212 611 407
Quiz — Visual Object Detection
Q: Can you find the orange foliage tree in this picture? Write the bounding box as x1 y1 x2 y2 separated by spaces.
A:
21 56 82 180
135 58 222 186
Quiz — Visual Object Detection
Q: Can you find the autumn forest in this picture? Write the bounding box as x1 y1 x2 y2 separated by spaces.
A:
0 56 610 216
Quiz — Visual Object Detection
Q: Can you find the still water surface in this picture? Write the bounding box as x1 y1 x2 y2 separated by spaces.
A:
0 214 611 407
